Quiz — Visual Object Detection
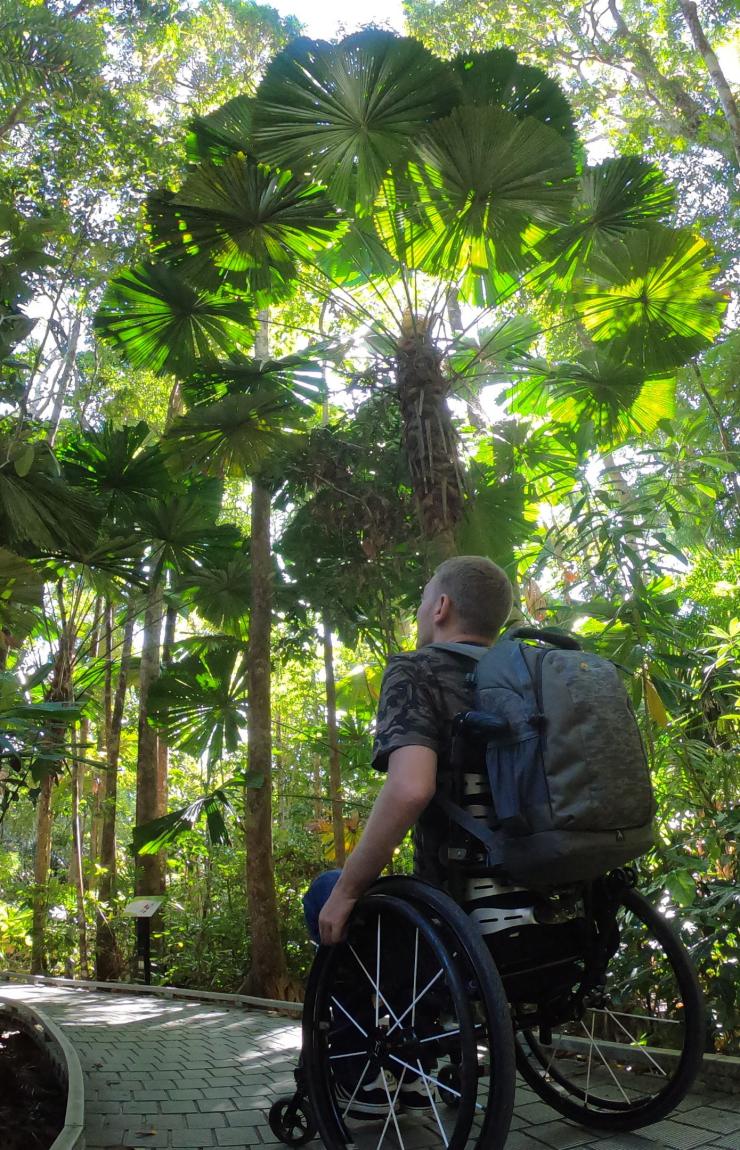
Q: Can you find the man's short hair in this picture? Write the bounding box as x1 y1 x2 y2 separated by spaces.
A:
432 555 513 640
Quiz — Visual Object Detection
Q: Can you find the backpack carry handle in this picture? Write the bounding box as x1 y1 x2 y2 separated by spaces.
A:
506 626 581 651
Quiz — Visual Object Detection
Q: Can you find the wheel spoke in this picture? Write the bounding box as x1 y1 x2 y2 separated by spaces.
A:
340 1058 373 1122
580 1017 632 1106
349 943 401 1027
582 1014 596 1108
601 1008 670 1076
329 1050 367 1061
388 968 444 1035
331 994 369 1038
420 1028 461 1044
415 1057 449 1148
388 1054 485 1113
375 1067 405 1150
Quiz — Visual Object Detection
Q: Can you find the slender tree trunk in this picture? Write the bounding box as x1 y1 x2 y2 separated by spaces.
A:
30 774 54 974
323 623 345 866
46 310 83 447
678 0 740 165
395 323 464 561
96 601 134 980
242 478 287 996
275 709 287 830
135 577 165 899
31 608 75 974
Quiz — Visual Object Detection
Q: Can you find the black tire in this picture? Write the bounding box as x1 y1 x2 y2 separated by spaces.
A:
302 889 511 1150
268 1096 317 1146
373 876 516 1150
514 884 705 1131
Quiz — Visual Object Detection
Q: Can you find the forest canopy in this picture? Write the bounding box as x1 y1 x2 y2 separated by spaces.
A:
0 0 738 1051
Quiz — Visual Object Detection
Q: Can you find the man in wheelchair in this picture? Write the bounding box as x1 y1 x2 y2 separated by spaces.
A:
304 556 513 1115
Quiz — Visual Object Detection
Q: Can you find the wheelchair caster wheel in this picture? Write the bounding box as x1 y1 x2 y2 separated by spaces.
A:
269 1095 317 1146
437 1065 462 1108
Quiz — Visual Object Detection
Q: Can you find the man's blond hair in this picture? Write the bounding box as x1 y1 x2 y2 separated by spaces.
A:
432 555 513 640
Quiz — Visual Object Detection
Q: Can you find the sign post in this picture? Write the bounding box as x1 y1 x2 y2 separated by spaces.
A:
123 897 165 985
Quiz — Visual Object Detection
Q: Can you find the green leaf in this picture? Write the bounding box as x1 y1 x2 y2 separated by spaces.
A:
12 444 34 478
94 263 254 377
573 226 727 372
509 351 676 442
252 30 459 212
149 156 343 301
134 792 233 855
186 96 254 164
409 104 576 288
541 158 676 286
453 48 576 142
147 647 248 762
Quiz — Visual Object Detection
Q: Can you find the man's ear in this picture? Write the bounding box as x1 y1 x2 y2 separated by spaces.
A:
433 593 452 624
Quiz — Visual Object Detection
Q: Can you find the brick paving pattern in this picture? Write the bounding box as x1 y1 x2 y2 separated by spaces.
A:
2 984 739 1150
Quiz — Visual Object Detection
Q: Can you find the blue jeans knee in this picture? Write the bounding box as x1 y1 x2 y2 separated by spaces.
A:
302 869 342 944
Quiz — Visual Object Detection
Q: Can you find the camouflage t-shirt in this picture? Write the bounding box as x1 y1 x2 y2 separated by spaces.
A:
371 644 485 885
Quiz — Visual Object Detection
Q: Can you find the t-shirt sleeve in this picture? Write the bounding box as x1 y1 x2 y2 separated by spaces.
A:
371 655 440 773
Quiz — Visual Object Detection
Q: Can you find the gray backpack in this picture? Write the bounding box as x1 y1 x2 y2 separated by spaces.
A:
433 627 655 886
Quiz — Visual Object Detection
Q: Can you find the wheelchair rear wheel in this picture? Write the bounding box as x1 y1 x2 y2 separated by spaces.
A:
302 886 515 1150
514 883 705 1131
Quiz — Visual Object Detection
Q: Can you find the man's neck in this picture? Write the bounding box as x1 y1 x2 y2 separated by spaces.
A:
431 631 491 646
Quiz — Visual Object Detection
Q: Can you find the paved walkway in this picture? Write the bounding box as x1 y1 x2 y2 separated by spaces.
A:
1 984 739 1150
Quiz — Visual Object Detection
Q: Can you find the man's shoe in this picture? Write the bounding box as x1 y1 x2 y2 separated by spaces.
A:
334 1073 399 1118
399 1079 436 1112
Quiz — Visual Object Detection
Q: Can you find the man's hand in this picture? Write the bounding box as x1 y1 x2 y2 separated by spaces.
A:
315 746 437 945
318 885 358 946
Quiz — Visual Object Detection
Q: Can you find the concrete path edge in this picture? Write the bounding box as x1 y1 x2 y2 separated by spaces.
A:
0 989 86 1150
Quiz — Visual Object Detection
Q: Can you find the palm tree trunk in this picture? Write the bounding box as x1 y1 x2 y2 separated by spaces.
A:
395 326 464 561
135 577 165 899
242 478 287 997
323 622 345 866
96 599 134 980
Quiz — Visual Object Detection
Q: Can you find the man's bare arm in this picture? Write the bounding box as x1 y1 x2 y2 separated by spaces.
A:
318 745 437 945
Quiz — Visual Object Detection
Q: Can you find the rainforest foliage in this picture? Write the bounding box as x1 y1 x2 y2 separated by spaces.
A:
0 0 738 1048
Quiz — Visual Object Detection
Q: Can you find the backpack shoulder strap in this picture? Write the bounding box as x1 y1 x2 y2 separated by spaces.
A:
427 642 488 661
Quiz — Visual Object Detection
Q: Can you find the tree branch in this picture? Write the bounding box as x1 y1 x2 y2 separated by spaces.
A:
678 0 740 166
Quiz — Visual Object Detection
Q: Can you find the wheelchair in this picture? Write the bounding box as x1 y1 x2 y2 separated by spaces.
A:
270 747 705 1149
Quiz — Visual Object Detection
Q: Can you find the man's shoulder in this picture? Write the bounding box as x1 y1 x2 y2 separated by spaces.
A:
383 646 483 685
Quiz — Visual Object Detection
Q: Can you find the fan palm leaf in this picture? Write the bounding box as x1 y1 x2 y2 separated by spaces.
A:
93 262 253 376
147 647 249 761
148 156 343 301
573 226 727 372
185 95 254 165
136 482 242 577
181 347 330 407
164 388 311 479
407 105 576 293
251 30 459 212
59 421 172 523
510 351 676 441
177 554 251 639
453 48 576 143
541 158 677 288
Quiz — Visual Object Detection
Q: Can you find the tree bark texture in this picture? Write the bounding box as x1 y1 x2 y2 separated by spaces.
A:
678 0 740 165
242 479 287 997
135 578 166 898
96 600 134 981
395 327 464 561
323 623 345 867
